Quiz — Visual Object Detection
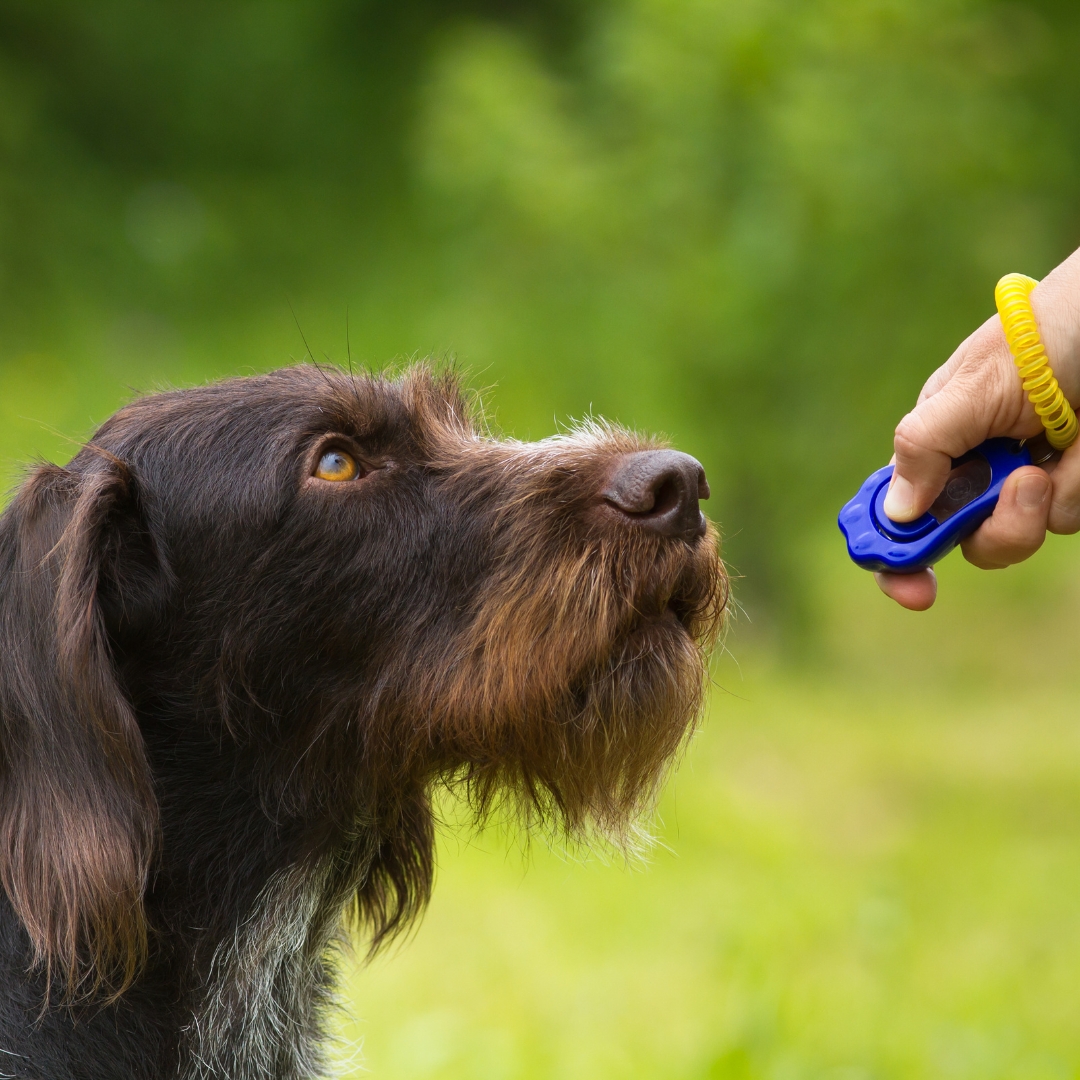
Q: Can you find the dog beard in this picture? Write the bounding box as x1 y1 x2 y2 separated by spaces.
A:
415 516 728 844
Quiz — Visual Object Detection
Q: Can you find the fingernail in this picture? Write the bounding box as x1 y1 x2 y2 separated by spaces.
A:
1017 473 1050 509
883 475 915 521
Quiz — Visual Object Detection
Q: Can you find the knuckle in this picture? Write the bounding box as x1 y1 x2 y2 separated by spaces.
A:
961 544 1005 570
962 516 1043 569
892 413 929 459
1049 498 1080 535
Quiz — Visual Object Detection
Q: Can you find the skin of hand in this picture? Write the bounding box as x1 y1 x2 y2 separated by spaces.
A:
875 247 1080 610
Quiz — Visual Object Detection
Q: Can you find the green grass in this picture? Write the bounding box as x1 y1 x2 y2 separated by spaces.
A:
335 548 1080 1079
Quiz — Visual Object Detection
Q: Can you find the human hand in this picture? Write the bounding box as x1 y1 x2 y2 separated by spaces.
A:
875 247 1080 610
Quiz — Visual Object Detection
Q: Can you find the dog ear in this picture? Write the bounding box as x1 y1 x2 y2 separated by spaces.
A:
0 456 161 996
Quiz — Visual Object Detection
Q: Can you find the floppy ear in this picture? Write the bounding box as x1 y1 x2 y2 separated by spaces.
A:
0 456 161 996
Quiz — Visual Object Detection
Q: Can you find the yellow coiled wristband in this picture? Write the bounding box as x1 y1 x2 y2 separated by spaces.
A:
995 273 1078 451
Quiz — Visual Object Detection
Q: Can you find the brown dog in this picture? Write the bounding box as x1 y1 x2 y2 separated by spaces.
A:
0 364 725 1080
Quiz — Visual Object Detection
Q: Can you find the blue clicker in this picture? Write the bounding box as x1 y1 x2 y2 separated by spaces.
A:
838 438 1032 573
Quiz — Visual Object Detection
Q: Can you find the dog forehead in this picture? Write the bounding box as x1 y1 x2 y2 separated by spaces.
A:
62 366 473 533
96 366 468 468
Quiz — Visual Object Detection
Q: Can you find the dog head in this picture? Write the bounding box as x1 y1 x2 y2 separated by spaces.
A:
0 364 726 991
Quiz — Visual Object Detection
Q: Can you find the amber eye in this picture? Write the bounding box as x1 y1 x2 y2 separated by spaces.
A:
315 449 359 482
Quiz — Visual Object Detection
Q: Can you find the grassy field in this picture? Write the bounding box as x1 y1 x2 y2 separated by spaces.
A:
335 544 1080 1080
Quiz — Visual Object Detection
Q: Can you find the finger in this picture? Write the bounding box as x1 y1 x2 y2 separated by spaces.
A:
887 317 1025 522
960 467 1051 569
873 568 937 611
884 391 976 521
1047 438 1080 535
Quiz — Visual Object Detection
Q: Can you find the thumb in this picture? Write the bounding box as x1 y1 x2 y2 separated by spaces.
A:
883 387 991 522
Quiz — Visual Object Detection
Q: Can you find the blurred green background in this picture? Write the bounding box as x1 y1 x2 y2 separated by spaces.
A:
3 1 1080 1075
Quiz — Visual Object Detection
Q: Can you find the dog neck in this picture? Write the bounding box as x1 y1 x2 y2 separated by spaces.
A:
174 860 345 1080
137 701 389 1080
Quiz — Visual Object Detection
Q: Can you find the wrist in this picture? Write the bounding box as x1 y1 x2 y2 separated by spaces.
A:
1031 258 1080 406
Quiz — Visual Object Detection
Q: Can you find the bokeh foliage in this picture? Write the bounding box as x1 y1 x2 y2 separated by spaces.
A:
3 0 1080 632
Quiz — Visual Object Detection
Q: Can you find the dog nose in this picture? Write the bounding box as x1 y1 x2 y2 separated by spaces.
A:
602 450 710 542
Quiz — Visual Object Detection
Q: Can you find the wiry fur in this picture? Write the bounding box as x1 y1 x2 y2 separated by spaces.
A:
0 364 726 1079
181 863 337 1080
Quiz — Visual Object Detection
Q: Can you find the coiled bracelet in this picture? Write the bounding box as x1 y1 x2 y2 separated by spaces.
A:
995 273 1078 451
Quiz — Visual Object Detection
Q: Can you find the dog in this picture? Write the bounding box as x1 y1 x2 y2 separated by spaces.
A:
0 364 726 1079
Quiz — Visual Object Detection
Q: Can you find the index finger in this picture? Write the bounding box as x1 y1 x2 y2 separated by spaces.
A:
885 314 1027 523
883 382 993 522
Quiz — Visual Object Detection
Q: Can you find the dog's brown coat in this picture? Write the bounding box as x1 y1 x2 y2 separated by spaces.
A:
0 364 725 1079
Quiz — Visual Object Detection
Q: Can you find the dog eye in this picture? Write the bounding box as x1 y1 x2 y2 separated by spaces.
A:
315 450 359 482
